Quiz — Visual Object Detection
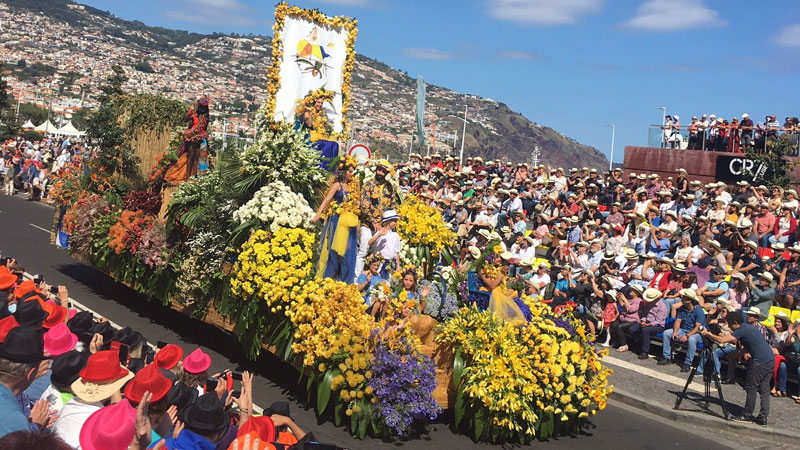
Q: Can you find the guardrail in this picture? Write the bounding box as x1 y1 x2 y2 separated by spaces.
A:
647 125 800 155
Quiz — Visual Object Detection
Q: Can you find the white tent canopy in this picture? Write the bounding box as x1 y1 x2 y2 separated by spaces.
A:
21 120 35 129
34 120 58 133
55 121 84 137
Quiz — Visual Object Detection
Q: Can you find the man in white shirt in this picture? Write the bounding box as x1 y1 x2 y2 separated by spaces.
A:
368 210 402 273
552 168 568 193
529 263 551 296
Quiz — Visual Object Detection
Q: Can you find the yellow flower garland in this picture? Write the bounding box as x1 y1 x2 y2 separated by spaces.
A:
267 3 358 141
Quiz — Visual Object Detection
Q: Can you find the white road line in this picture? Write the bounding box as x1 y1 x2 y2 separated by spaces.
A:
20 272 264 413
604 355 707 393
28 223 50 233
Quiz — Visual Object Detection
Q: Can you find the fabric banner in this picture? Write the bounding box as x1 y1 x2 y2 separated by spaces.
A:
266 3 358 140
416 77 426 149
715 154 771 183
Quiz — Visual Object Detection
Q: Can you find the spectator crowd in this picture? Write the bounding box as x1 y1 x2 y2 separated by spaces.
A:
0 261 319 450
1 136 91 201
660 113 800 154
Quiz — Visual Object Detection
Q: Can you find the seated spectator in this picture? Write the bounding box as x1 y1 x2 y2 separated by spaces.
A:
660 289 706 371
40 350 88 413
180 348 213 396
0 430 73 449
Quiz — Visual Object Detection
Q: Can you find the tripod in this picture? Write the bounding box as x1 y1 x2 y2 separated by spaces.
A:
673 338 729 420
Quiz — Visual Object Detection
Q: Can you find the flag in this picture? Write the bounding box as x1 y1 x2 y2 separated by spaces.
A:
416 77 426 149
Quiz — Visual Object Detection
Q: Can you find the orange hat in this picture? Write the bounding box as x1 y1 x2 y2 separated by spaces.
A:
43 302 67 329
237 416 276 442
14 280 38 299
0 315 19 342
0 267 16 290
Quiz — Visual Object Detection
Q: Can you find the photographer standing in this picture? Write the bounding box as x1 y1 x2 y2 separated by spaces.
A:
701 311 774 426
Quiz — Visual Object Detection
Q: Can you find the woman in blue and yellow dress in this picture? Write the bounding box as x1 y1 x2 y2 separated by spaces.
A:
312 156 360 282
295 89 339 169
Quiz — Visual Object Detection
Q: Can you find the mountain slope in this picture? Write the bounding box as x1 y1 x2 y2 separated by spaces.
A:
1 0 608 169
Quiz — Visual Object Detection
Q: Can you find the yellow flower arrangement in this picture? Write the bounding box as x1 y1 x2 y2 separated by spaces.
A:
437 297 613 441
230 228 315 308
397 195 456 255
267 3 358 141
322 179 361 220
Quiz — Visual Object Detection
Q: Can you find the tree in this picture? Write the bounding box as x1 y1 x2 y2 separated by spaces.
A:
744 138 800 189
99 65 128 100
17 103 48 125
16 59 26 69
232 100 247 112
70 107 92 131
134 60 155 73
0 62 17 140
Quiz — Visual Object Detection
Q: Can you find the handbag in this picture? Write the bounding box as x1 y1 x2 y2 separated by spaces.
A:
784 352 800 368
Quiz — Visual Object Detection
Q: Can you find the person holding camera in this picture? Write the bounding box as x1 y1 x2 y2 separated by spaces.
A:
701 311 774 426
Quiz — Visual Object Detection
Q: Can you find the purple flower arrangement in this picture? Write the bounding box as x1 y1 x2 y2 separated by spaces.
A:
550 316 577 337
368 336 441 436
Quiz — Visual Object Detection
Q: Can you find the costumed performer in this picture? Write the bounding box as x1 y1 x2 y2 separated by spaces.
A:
355 160 398 281
295 89 339 169
312 156 360 283
478 250 532 325
165 96 210 182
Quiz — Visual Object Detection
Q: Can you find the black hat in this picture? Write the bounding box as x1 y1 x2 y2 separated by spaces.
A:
113 326 145 350
263 401 291 419
91 322 115 347
13 299 48 327
181 392 229 433
167 381 198 414
68 311 95 343
51 350 89 389
0 326 45 363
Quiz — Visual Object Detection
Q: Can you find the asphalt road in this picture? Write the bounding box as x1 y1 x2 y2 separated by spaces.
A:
0 194 735 449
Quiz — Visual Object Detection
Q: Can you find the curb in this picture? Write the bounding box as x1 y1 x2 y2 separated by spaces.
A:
611 388 800 445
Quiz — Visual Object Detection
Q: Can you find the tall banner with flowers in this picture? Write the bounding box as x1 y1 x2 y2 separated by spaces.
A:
266 3 358 141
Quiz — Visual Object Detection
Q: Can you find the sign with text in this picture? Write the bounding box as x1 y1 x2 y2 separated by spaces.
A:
715 155 771 183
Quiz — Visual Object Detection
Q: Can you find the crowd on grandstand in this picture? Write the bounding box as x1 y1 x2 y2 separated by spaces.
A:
660 113 800 153
0 264 317 449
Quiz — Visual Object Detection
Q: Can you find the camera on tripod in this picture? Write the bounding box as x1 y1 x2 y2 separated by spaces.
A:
673 324 729 419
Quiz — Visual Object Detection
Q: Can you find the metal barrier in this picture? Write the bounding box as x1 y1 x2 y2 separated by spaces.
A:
647 125 800 155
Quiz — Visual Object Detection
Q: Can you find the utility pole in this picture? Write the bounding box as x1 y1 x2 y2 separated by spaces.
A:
656 106 666 148
222 118 228 152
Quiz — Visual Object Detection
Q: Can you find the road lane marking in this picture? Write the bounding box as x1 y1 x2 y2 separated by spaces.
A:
29 223 51 233
604 355 706 393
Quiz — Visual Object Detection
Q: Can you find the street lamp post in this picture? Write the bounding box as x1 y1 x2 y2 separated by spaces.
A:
459 104 467 165
607 124 615 171
656 106 666 148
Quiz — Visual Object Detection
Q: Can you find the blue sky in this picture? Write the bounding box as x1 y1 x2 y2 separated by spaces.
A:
81 0 800 163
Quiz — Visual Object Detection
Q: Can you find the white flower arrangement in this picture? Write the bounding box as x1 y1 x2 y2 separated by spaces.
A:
232 180 315 232
397 239 423 268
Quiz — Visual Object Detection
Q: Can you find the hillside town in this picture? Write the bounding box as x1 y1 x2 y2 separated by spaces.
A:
0 2 512 154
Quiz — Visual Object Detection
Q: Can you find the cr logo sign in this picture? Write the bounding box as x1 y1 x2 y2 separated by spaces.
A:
728 158 766 180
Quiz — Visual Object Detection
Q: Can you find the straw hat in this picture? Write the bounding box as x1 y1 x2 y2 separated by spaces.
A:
643 288 662 302
744 307 765 318
758 272 774 282
715 298 735 312
679 289 698 301
623 248 639 259
72 350 135 403
468 246 481 259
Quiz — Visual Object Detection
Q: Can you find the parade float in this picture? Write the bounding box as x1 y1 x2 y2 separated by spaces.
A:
49 3 611 443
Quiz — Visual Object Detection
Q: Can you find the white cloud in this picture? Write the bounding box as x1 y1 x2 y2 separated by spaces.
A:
774 24 800 49
497 50 542 60
624 0 726 31
162 0 262 27
486 0 604 26
403 48 454 60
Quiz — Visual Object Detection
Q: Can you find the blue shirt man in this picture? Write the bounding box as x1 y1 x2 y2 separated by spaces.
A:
0 383 35 437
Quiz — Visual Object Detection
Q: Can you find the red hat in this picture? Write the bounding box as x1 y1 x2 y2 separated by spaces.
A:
79 350 131 383
154 344 183 370
182 348 211 374
42 302 67 328
0 315 19 343
44 323 78 357
124 364 172 404
79 399 137 450
14 280 38 299
237 416 276 442
0 267 16 290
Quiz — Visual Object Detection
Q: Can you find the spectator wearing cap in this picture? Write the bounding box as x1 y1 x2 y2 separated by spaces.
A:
125 364 175 441
660 289 706 371
0 327 52 437
697 267 730 309
155 393 232 449
630 288 668 359
53 349 134 447
78 399 137 450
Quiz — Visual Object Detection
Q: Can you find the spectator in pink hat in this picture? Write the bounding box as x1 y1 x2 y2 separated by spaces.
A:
43 323 78 358
180 348 212 396
78 399 137 450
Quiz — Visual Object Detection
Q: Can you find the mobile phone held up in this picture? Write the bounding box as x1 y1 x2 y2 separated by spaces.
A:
109 341 130 365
